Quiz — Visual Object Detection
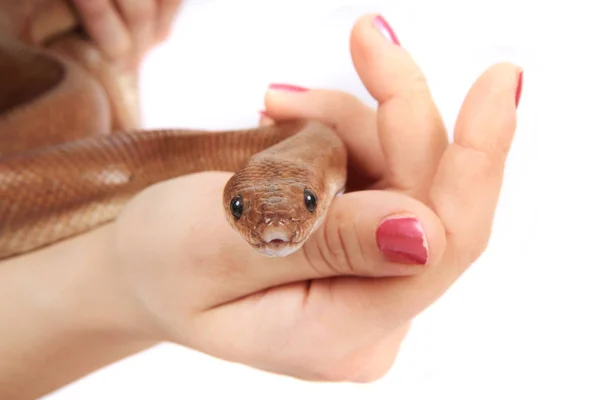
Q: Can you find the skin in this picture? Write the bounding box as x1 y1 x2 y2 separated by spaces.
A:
0 8 521 400
70 0 183 69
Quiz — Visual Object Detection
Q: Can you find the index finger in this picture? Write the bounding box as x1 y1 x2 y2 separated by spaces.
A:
430 62 522 266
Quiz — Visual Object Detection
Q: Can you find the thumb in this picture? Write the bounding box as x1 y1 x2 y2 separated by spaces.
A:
115 173 444 305
301 190 446 278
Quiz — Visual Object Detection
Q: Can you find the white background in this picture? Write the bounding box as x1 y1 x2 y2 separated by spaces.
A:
44 0 600 399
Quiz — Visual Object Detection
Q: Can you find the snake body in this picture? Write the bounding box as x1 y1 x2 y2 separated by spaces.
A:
0 1 347 260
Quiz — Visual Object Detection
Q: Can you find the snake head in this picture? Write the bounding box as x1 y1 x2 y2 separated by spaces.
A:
222 164 328 257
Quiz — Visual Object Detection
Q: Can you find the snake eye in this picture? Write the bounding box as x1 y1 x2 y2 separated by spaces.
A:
303 189 317 213
230 195 244 220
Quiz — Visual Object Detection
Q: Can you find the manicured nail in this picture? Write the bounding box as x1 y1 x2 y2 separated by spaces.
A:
268 83 308 92
376 215 428 264
515 70 523 108
373 15 400 45
258 110 274 126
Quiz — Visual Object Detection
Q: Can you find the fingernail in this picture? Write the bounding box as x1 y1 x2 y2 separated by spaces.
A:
268 83 308 92
373 15 400 46
376 215 428 264
258 110 274 126
515 70 523 108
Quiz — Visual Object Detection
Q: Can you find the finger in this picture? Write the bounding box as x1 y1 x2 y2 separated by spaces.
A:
116 173 445 308
431 62 522 266
116 0 158 63
258 110 275 126
301 189 446 279
264 85 383 181
215 187 446 293
317 63 522 331
188 290 410 381
155 0 183 42
350 14 448 197
71 0 132 61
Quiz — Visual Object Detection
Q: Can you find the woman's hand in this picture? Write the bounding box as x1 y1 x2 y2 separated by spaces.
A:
0 14 522 398
70 0 182 67
108 13 522 381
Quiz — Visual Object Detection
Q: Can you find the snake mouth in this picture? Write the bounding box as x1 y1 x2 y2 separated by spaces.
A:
259 225 293 244
248 225 302 257
255 241 303 257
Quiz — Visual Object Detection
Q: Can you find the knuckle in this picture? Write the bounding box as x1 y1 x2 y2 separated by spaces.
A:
408 69 429 90
318 211 364 275
307 221 347 276
456 119 515 162
451 142 501 184
450 231 491 270
325 220 349 267
380 69 433 107
464 232 491 265
399 69 430 100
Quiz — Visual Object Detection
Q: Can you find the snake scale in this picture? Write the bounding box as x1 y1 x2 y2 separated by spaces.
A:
0 0 347 260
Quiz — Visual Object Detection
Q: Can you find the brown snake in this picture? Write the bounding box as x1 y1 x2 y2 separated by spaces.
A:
0 1 347 260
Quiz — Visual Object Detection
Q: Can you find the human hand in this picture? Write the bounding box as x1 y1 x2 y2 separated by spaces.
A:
70 0 182 67
89 13 521 382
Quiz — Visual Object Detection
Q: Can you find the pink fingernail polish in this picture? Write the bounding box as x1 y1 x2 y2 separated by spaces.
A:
515 70 523 108
373 15 401 46
268 83 308 92
376 215 428 264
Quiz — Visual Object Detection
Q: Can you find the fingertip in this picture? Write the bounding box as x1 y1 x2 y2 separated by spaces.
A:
429 63 521 258
350 14 400 100
258 110 275 126
263 86 368 126
349 13 430 105
350 13 384 48
263 84 309 119
375 214 430 266
373 205 446 272
310 191 446 278
515 69 524 108
468 62 522 102
351 13 401 48
455 62 522 157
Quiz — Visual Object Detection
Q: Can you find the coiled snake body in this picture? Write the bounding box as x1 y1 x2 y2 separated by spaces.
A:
0 1 347 260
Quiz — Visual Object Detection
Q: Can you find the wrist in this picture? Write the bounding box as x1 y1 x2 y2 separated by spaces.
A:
0 223 160 399
11 223 156 339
